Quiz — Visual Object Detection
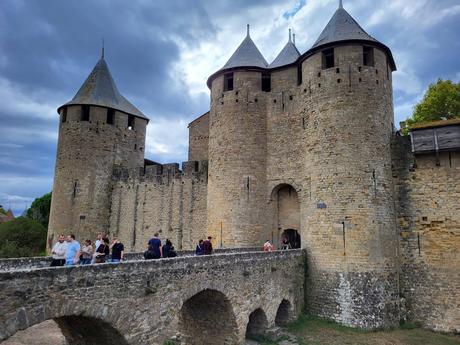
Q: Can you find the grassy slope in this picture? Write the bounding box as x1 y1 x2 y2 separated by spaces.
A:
285 315 460 345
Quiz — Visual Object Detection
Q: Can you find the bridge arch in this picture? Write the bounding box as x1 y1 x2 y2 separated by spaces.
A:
275 299 294 326
2 314 128 345
179 288 239 345
245 307 269 339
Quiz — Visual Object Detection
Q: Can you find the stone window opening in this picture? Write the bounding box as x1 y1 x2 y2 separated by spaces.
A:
223 72 234 91
336 67 340 73
61 107 67 123
322 48 334 69
297 65 303 85
72 181 78 199
337 79 341 83
81 105 90 121
261 73 271 92
107 108 115 125
128 115 135 130
363 46 374 66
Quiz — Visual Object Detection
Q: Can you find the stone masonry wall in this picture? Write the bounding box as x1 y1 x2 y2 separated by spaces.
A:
110 161 208 252
393 137 460 332
188 112 209 161
0 250 305 345
299 45 399 329
48 105 147 248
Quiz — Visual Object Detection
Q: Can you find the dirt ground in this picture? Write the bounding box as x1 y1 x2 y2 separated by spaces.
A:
1 320 66 345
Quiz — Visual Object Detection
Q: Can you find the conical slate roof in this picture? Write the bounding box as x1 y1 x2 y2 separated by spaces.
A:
58 57 148 120
221 28 268 70
269 31 300 68
311 5 377 49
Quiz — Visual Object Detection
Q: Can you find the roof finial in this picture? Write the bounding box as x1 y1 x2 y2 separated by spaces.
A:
289 28 292 42
293 33 296 45
339 0 343 9
247 24 250 37
101 38 105 59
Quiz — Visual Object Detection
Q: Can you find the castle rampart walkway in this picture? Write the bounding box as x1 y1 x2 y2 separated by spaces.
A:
0 249 305 345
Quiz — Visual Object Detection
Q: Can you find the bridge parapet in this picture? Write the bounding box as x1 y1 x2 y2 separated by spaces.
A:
0 247 263 272
0 249 305 345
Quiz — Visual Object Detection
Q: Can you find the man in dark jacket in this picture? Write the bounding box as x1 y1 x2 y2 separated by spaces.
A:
202 236 213 255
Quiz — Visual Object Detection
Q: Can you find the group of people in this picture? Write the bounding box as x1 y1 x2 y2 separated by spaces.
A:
143 233 178 259
50 233 125 266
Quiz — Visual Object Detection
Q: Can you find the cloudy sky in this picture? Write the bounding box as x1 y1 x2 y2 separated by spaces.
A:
0 0 459 216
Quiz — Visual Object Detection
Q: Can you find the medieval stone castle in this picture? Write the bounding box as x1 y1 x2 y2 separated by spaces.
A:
47 3 459 332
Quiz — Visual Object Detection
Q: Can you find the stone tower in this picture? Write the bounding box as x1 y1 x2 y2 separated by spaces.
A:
300 4 399 328
48 53 148 246
206 26 270 247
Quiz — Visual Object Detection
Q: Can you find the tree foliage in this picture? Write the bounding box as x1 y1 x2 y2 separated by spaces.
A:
26 192 52 229
0 217 47 258
404 79 460 130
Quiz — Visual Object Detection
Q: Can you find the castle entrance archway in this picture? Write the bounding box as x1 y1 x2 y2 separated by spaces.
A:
179 289 239 345
270 184 300 248
282 229 301 249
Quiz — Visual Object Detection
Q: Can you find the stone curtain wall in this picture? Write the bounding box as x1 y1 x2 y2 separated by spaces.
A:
0 250 305 345
393 138 460 332
48 105 147 248
188 112 209 161
110 161 208 252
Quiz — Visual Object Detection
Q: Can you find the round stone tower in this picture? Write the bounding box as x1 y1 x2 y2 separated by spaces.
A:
48 52 148 247
206 27 270 247
300 3 399 329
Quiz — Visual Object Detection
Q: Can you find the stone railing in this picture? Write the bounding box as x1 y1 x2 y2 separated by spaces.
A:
0 246 264 272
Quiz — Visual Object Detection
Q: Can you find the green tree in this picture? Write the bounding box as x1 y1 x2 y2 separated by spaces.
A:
404 79 460 131
0 217 47 258
26 192 52 228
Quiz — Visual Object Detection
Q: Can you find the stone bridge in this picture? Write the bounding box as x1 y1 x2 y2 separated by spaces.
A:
0 250 305 345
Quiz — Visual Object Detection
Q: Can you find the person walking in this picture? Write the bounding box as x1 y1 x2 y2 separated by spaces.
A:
195 239 204 255
202 236 213 255
95 237 110 263
50 234 67 266
110 237 124 263
80 240 93 265
65 234 81 266
147 232 162 259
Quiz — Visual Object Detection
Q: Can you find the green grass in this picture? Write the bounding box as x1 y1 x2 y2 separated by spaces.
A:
284 314 460 345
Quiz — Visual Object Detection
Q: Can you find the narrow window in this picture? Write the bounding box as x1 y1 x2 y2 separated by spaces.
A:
322 48 334 69
223 73 234 91
62 107 67 123
297 65 302 85
81 105 90 121
128 115 135 130
363 46 374 66
107 108 115 125
261 73 271 92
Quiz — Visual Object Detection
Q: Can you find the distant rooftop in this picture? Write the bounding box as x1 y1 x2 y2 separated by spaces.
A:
269 30 300 68
409 118 460 130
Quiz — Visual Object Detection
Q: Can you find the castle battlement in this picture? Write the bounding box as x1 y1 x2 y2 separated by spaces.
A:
112 160 208 182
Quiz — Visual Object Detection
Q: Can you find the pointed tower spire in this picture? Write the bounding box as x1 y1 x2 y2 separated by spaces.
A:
293 33 296 45
269 29 300 68
101 38 105 59
247 24 250 37
339 0 343 9
58 57 148 119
